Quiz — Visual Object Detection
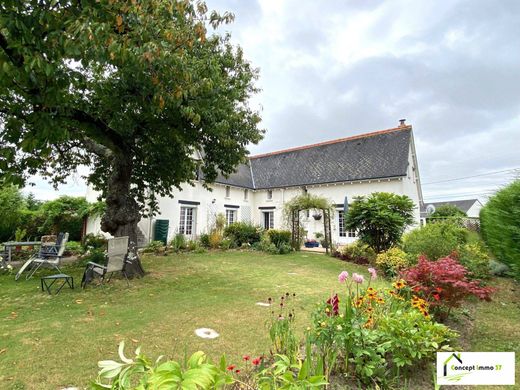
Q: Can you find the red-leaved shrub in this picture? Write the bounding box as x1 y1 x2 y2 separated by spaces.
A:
401 255 494 320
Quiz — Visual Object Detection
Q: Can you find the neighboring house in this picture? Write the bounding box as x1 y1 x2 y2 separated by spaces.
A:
86 121 424 246
420 199 483 221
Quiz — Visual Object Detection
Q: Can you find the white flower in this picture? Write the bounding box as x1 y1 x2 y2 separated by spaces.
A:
195 328 219 339
7 264 13 270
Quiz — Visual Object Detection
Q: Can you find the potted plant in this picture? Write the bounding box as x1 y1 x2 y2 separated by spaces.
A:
312 212 322 220
304 239 319 248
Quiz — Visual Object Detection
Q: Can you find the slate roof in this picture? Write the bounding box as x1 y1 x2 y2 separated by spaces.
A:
215 125 412 189
420 199 480 216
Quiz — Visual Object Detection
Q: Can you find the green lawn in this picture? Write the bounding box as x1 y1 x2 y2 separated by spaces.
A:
0 251 384 389
0 251 518 389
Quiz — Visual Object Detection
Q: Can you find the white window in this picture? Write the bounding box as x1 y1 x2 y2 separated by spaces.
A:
338 210 346 237
226 209 236 225
179 207 196 235
225 186 230 198
263 211 274 230
347 229 357 238
267 190 273 200
244 189 248 201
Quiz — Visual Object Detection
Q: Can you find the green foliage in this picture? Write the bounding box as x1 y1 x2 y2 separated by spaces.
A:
283 194 334 227
256 354 327 390
336 241 376 264
266 294 299 361
489 259 510 277
0 184 24 241
65 240 82 255
93 342 233 389
255 232 291 255
83 233 108 252
199 233 210 248
401 221 467 262
0 0 263 238
37 196 90 241
223 222 261 246
220 237 233 250
170 234 187 252
345 192 416 253
14 227 26 242
144 240 166 254
428 204 466 221
267 230 291 248
309 277 456 385
375 247 412 277
480 180 520 278
457 242 491 279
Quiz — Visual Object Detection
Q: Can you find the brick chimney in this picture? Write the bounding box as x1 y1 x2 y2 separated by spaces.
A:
399 118 406 127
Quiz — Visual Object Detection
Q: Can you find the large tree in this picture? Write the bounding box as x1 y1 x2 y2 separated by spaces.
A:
0 0 263 274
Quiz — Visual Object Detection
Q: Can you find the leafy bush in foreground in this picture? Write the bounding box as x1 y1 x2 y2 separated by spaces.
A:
480 180 520 278
335 241 376 264
457 242 491 280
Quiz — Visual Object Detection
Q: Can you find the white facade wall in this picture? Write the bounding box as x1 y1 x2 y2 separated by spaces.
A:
85 137 423 246
466 201 482 219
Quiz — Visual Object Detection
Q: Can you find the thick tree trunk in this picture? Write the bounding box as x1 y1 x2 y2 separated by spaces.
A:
100 156 145 278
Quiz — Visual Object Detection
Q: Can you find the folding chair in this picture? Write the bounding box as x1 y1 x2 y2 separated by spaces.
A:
15 233 69 281
81 236 130 289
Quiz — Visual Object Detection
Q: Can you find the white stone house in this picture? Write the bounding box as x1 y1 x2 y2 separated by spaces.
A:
86 122 424 246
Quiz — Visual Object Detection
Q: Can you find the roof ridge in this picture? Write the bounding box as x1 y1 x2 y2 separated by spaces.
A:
249 125 412 159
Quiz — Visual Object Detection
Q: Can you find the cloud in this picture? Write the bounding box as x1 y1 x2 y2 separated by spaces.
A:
206 0 520 202
25 0 520 203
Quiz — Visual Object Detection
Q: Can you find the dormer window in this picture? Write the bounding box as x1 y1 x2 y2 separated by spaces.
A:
267 190 273 200
225 186 230 198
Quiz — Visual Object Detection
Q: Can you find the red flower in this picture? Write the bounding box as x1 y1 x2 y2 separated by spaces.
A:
243 355 250 361
436 287 443 293
433 293 440 301
252 357 261 366
326 294 340 316
413 286 421 292
235 369 241 374
226 365 236 371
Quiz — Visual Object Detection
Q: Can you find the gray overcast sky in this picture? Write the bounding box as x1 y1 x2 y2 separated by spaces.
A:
28 0 520 203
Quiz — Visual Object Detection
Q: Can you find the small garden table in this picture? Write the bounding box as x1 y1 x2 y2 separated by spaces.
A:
2 241 41 262
40 274 74 295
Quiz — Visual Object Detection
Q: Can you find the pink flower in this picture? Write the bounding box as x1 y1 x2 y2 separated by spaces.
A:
352 273 364 284
368 268 377 279
338 271 349 283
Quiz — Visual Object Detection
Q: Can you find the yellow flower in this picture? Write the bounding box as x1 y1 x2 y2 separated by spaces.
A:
321 321 327 327
339 314 344 318
325 307 330 313
306 327 311 331
392 279 406 289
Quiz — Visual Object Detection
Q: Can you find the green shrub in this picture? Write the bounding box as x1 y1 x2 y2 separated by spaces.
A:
83 233 108 252
457 242 491 279
480 180 520 278
65 240 82 255
375 247 411 277
199 233 210 248
223 222 261 246
220 238 233 250
337 241 376 264
267 229 291 248
401 221 467 262
489 259 510 276
143 240 166 254
170 233 186 252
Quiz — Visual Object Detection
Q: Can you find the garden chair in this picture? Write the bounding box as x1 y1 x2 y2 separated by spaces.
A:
15 233 69 281
81 236 130 289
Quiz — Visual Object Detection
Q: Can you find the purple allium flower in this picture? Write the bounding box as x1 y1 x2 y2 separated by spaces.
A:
352 273 364 284
338 271 349 283
368 267 377 279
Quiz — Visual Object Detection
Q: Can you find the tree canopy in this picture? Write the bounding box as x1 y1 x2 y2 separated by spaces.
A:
428 204 466 221
345 192 415 253
0 1 263 255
